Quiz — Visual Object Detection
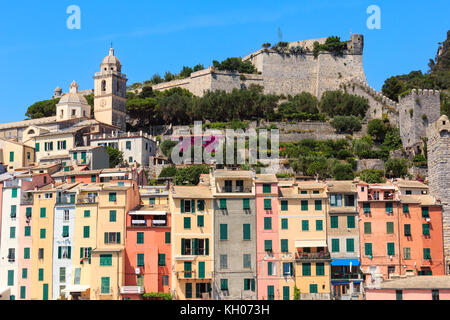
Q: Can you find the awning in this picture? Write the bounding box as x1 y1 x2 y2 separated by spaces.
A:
62 285 90 293
100 173 127 178
129 211 167 216
331 259 360 266
295 239 327 248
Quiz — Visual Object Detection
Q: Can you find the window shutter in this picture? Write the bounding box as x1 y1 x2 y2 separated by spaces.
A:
116 233 120 243
80 247 83 259
165 232 171 244
184 217 191 229
220 224 227 240
404 224 411 236
281 200 288 211
331 216 338 228
281 218 288 229
347 216 355 228
68 246 71 259
197 215 204 227
104 233 108 244
365 243 372 256
264 217 272 230
364 222 371 234
243 224 251 240
422 207 430 218
180 200 185 213
193 239 199 255
243 198 250 210
301 200 308 211
191 200 195 213
181 239 185 255
88 248 91 264
58 247 62 259
264 199 272 210
346 238 355 252
315 200 322 211
316 220 323 231
281 239 288 252
387 222 394 234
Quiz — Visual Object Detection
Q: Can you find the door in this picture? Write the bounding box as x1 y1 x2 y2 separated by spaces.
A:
283 286 290 300
43 284 49 300
267 285 274 300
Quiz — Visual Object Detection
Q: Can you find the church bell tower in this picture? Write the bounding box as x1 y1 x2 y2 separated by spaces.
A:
94 47 127 131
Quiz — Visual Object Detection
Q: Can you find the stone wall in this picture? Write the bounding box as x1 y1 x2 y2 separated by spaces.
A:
399 89 441 150
356 159 385 172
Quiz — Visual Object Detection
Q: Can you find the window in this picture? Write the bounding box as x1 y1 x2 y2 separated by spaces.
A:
423 223 430 236
281 200 288 211
403 204 409 213
8 248 15 262
184 262 192 278
302 220 309 231
344 194 355 207
39 207 46 218
363 203 371 213
264 199 272 210
58 246 71 259
396 290 403 300
330 194 343 207
347 216 355 228
267 285 275 300
26 207 32 218
301 200 308 211
263 184 271 193
283 262 293 276
100 254 112 266
104 232 121 244
162 275 169 286
423 248 431 260
405 190 412 195
38 248 44 259
386 222 394 234
219 199 227 210
40 228 46 239
316 263 325 276
137 232 144 244
10 205 16 218
281 218 288 229
109 193 117 202
24 248 30 259
38 269 44 281
220 255 228 269
386 202 393 214
220 279 228 291
283 286 290 300
197 200 205 211
365 243 372 256
165 232 171 244
330 216 338 228
243 198 250 210
432 290 439 301
403 247 411 259
185 283 192 298
265 240 272 251
332 239 340 252
20 286 26 299
243 224 251 240
387 242 395 256
220 224 227 240
158 253 166 266
9 151 14 162
101 277 110 294
84 210 90 218
404 224 411 236
59 267 66 283
109 210 117 222
184 217 191 229
137 254 145 267
346 238 355 252
63 210 70 221
301 191 307 195
422 207 430 218
315 200 322 211
11 188 18 198
243 254 251 268
310 284 318 294
264 217 272 230
35 143 40 152
364 222 371 234
302 263 311 276
316 220 323 231
62 226 69 238
281 239 288 252
8 270 14 286
10 227 15 239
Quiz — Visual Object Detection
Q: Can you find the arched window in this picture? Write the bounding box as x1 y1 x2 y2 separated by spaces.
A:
101 80 106 92
28 129 35 135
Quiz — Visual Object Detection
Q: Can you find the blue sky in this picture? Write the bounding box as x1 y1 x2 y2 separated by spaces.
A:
1 0 449 123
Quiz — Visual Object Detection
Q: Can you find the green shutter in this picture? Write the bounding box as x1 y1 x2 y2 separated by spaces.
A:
25 226 31 237
185 283 192 298
180 200 185 213
302 263 311 276
117 232 120 244
40 208 46 218
35 143 40 152
267 285 274 300
264 240 272 251
264 198 272 210
10 205 16 218
206 238 210 255
363 202 371 213
264 217 272 230
403 204 409 213
423 224 430 235
281 239 288 252
316 263 325 276
315 200 322 211
26 207 32 218
243 224 251 240
330 216 338 228
7 270 14 286
11 188 17 198
364 222 371 234
404 224 411 236
283 286 290 300
62 226 69 237
40 229 46 239
243 198 250 210
181 239 185 255
313 219 322 231
197 200 205 211
109 193 116 202
137 254 144 266
10 227 15 239
58 246 62 259
191 200 195 213
9 152 14 162
386 202 393 213
184 217 191 229
220 224 228 240
301 200 308 211
310 284 318 293
91 175 96 183
422 207 430 218
387 242 395 256
73 152 77 160
165 232 171 244
197 215 204 227
38 269 44 281
109 210 116 222
346 238 355 252
302 220 309 231
263 184 271 193
198 261 205 279
347 216 355 228
101 277 110 294
365 243 373 256
386 222 394 234
332 239 340 252
281 200 288 211
137 232 144 244
220 279 228 290
84 210 90 218
184 262 192 278
24 248 30 259
20 286 26 299
281 218 288 229
423 248 431 260
219 199 227 210
43 284 49 300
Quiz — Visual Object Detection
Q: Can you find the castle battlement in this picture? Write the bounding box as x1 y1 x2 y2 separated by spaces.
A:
399 88 441 101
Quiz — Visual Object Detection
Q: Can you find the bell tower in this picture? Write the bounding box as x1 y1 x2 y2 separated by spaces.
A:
94 47 127 130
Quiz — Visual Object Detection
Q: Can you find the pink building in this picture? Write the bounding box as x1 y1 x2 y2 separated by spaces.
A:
366 276 450 300
255 174 279 300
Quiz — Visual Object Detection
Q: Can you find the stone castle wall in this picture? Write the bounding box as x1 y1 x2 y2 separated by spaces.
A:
399 89 441 150
427 116 450 271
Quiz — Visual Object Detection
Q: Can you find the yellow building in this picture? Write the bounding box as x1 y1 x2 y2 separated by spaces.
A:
89 182 140 300
0 139 35 170
139 186 169 206
170 184 214 300
278 181 331 299
30 183 78 300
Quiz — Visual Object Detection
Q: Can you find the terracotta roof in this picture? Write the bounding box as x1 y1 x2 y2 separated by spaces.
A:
296 181 326 189
377 276 450 289
52 169 103 178
255 174 278 184
172 185 212 199
326 181 357 193
394 179 428 189
0 116 56 130
328 207 358 214
399 195 439 206
279 187 326 199
214 169 253 179
39 154 71 161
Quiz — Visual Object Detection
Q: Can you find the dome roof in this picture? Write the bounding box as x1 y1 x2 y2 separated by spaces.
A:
101 48 121 66
57 81 88 105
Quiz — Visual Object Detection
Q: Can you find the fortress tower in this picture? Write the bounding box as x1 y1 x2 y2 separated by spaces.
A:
94 47 128 131
398 89 441 155
427 115 450 273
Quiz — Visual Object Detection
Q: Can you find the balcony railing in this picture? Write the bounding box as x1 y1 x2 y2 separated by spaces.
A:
331 273 361 280
56 197 75 204
131 219 168 227
3 180 20 188
221 186 252 193
77 196 98 204
295 252 331 261
120 286 144 294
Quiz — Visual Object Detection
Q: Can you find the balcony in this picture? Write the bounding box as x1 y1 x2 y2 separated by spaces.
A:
21 193 34 205
120 286 144 295
56 196 75 205
77 196 98 204
3 180 20 188
331 273 361 281
130 218 168 227
295 252 331 261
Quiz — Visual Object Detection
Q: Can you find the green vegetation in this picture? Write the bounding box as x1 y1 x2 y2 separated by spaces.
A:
174 165 210 185
212 57 257 74
331 116 362 133
412 154 427 167
142 292 172 300
332 162 355 180
106 146 124 168
160 140 178 161
313 36 348 58
359 169 386 183
159 165 177 178
385 158 409 178
25 98 60 119
319 90 369 118
276 173 295 178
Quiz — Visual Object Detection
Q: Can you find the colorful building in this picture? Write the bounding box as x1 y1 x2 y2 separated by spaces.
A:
122 200 172 299
171 183 214 300
326 181 362 299
255 174 280 300
212 170 257 300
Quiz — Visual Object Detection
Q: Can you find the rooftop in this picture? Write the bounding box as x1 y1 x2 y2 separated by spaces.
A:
255 174 278 184
326 180 357 193
376 276 450 290
399 195 439 206
214 169 254 179
172 185 212 199
394 179 429 189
